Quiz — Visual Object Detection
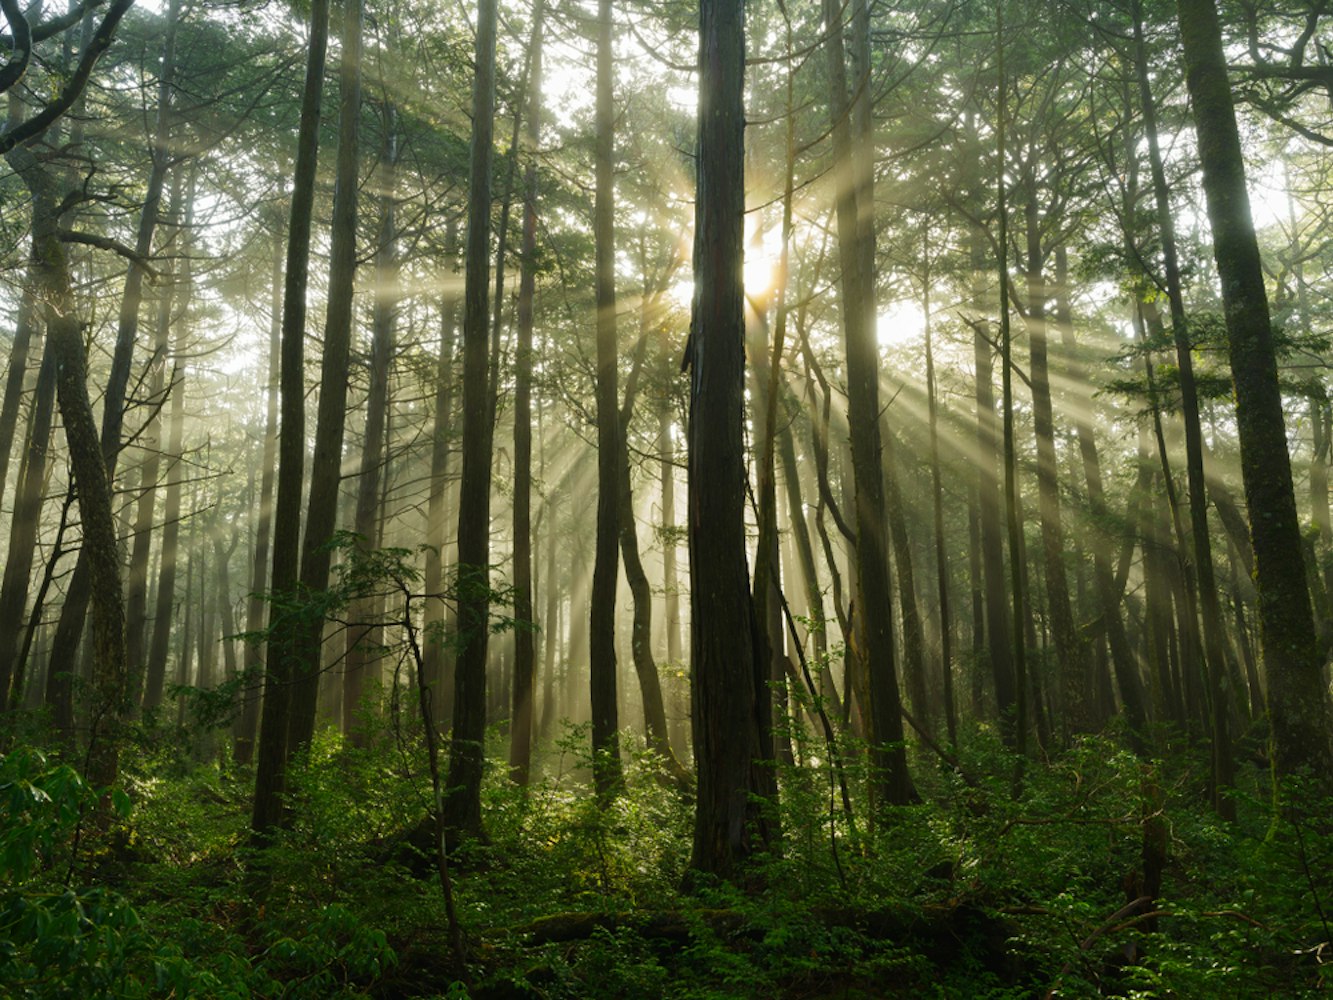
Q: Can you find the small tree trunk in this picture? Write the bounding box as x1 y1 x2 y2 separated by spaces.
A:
234 195 284 767
508 0 543 786
0 340 55 709
344 98 397 746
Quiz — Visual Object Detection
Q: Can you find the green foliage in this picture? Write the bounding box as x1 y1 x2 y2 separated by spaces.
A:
5 718 1330 998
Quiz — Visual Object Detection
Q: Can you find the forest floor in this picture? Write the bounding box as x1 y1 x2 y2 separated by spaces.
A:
2 719 1330 998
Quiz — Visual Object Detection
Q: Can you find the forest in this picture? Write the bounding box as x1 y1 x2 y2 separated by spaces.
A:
0 0 1331 994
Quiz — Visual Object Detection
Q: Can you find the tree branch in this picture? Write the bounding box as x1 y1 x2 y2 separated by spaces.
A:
0 0 134 155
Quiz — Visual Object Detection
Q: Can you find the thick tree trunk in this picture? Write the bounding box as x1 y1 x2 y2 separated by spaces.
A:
1176 0 1330 777
10 149 126 789
688 0 777 878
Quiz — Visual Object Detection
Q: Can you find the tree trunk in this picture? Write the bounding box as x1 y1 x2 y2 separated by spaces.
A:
1133 0 1234 799
1175 0 1330 777
445 0 499 842
251 0 329 838
1022 196 1084 737
508 0 543 787
234 197 284 767
0 283 37 510
823 0 913 807
343 98 396 746
10 148 127 789
1056 248 1135 736
922 254 956 745
424 222 459 704
688 0 777 879
286 0 363 758
126 167 183 711
0 339 55 710
588 0 623 797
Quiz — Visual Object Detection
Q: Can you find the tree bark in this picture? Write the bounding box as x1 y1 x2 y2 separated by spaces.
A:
424 223 459 704
508 0 543 787
688 0 777 879
251 0 329 838
285 0 363 757
588 0 623 796
823 0 913 807
1175 0 1330 777
234 197 284 767
10 148 126 789
0 336 55 710
343 98 396 746
445 0 499 842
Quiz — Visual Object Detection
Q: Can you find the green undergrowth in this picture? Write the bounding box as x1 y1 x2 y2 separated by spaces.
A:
0 722 1329 998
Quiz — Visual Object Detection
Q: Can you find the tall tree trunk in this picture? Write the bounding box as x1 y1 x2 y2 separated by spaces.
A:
1022 195 1084 736
343 99 396 746
126 167 183 711
46 0 180 736
883 427 930 730
144 265 189 714
234 198 284 767
0 284 37 508
922 248 956 745
996 2 1030 777
1056 248 1136 736
251 0 330 838
659 405 681 669
1175 0 1329 778
286 0 363 757
619 330 689 784
445 0 499 842
508 0 543 787
968 141 1016 736
823 0 913 807
9 148 127 789
424 222 459 703
0 339 55 711
688 0 777 878
588 0 623 796
1133 0 1234 800
777 409 839 718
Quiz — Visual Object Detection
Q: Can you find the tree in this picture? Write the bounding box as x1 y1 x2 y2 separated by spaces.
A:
1176 0 1331 778
251 0 331 839
688 0 776 879
822 0 914 806
444 0 499 842
588 0 623 797
508 0 543 788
